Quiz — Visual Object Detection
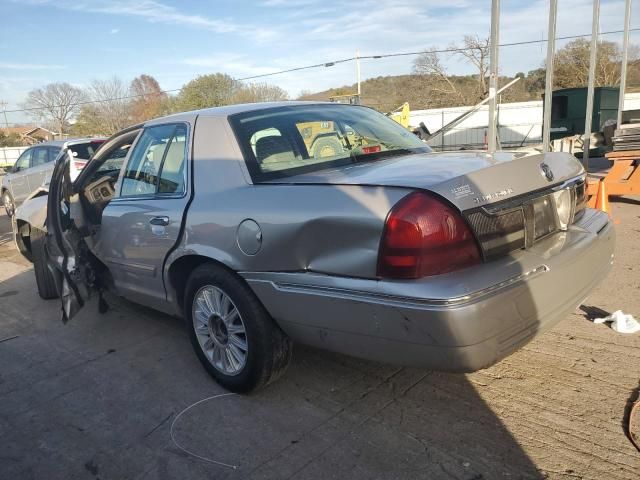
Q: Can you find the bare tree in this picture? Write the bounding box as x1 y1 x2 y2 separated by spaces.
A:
22 83 85 135
75 77 131 135
413 49 465 106
453 35 490 97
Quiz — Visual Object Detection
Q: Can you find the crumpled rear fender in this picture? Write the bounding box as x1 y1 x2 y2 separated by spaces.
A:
14 192 48 231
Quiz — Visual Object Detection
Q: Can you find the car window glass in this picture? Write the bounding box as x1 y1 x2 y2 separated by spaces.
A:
231 105 430 181
69 141 103 161
121 124 180 197
31 148 49 168
158 125 187 194
249 127 298 172
295 121 346 161
14 150 31 171
48 147 61 163
97 143 132 175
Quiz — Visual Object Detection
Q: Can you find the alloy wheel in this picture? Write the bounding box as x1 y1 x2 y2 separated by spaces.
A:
3 193 14 217
192 285 248 375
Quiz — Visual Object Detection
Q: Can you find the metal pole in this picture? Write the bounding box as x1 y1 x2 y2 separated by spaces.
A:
488 0 500 153
0 100 10 129
583 0 600 168
356 50 361 97
617 0 632 127
441 110 445 151
542 0 558 153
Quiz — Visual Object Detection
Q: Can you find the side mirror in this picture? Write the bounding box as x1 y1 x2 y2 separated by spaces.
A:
12 165 20 173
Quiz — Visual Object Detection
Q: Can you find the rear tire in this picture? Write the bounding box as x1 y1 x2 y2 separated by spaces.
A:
2 190 15 218
31 228 59 300
185 263 292 393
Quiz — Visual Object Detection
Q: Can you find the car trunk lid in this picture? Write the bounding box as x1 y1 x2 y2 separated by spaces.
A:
262 150 583 210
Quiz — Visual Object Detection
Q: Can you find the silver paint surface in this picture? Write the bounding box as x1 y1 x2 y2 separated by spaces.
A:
15 102 614 371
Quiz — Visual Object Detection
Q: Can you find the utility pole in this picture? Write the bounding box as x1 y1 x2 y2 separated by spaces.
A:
617 0 632 128
542 0 558 153
0 100 9 129
583 0 600 169
356 49 362 101
487 0 500 153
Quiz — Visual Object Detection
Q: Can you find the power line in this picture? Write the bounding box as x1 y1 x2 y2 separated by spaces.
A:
3 26 639 115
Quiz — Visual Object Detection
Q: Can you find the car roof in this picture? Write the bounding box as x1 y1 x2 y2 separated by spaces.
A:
144 101 341 125
27 137 107 148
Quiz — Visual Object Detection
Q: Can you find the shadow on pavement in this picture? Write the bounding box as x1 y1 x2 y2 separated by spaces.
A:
0 266 543 480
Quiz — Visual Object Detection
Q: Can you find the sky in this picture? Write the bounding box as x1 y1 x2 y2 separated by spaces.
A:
0 0 638 124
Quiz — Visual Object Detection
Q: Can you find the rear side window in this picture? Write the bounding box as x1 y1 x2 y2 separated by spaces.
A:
48 147 61 162
30 147 49 167
121 124 187 197
230 105 430 182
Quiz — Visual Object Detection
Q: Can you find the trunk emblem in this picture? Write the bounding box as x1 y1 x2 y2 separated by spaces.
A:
540 163 554 182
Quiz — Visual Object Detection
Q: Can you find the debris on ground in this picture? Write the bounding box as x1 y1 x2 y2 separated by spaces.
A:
593 310 640 334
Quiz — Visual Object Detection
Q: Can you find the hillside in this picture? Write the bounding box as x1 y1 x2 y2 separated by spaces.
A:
298 59 640 113
298 73 548 112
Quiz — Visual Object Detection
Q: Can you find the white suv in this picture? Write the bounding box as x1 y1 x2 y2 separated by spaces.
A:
1 138 105 216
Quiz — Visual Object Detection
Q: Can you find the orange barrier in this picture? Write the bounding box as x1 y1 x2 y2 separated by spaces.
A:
587 150 640 209
592 179 610 215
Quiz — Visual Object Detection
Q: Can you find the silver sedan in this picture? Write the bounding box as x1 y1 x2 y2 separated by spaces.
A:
14 102 614 392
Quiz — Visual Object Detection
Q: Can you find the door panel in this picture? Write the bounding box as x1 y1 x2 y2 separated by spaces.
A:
8 149 32 203
98 197 188 303
93 123 190 306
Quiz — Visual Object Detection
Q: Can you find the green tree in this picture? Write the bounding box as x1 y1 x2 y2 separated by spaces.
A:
175 73 239 111
232 82 288 103
0 131 22 147
552 38 624 88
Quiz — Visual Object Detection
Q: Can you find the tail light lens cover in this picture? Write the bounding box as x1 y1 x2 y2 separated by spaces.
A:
377 192 482 279
552 188 573 229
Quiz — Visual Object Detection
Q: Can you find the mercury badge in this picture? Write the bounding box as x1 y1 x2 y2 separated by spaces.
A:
540 162 554 182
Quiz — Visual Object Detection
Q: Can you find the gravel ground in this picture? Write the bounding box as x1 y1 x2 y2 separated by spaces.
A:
0 199 638 480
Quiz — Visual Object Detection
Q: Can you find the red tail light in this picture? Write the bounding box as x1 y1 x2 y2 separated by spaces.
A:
362 145 381 154
377 192 481 279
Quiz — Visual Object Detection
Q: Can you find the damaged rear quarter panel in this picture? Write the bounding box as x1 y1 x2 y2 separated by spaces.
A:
183 183 408 276
164 115 411 295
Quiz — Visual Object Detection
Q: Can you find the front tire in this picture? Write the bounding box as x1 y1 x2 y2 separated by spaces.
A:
2 190 15 217
185 264 292 393
31 228 59 300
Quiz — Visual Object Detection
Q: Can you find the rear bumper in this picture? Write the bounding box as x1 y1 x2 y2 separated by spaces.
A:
243 208 615 372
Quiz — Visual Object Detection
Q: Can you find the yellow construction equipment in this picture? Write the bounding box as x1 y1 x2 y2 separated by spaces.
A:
386 102 411 128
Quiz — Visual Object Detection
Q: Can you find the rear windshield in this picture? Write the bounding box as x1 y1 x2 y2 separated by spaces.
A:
229 104 431 181
69 140 105 160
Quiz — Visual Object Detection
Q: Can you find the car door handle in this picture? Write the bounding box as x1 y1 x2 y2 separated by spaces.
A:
149 216 170 226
